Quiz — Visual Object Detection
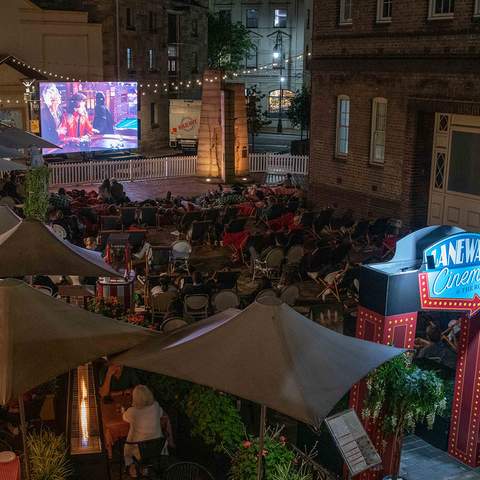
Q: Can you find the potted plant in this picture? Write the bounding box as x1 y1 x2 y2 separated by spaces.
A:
27 430 72 480
363 354 446 480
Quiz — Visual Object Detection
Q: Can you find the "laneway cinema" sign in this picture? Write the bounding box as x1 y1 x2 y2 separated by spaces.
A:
419 233 480 315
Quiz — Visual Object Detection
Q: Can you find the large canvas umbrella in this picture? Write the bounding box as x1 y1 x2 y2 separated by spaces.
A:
0 279 155 478
115 298 404 426
0 219 120 277
0 158 27 172
0 122 58 150
0 206 21 235
0 278 155 405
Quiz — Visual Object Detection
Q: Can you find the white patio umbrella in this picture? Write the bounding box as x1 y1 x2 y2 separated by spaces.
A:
0 206 21 235
0 157 27 172
0 122 58 150
114 298 405 479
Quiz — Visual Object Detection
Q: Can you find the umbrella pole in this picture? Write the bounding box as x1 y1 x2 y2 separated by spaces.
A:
19 395 31 480
256 404 267 480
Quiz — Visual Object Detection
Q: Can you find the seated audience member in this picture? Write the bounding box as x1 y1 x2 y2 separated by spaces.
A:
182 271 210 297
99 178 112 202
123 385 165 478
111 179 128 204
282 173 293 188
99 363 139 398
416 324 457 369
49 188 71 213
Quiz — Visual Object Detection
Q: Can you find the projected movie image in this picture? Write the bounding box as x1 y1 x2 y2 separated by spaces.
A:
40 82 138 154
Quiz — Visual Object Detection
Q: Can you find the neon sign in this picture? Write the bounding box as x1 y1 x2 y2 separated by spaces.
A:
419 233 480 314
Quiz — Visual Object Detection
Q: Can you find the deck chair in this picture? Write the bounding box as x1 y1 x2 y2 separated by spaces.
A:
316 264 349 302
100 215 121 231
184 294 209 322
120 207 137 229
178 211 203 233
170 240 192 273
163 462 214 480
212 290 240 312
187 220 212 245
225 217 248 234
313 208 334 236
147 246 171 275
223 205 239 224
140 206 158 227
151 291 177 322
252 247 285 281
203 208 220 224
127 230 147 251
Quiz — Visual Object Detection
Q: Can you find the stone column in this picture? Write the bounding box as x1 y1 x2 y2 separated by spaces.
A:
349 306 417 480
196 70 223 179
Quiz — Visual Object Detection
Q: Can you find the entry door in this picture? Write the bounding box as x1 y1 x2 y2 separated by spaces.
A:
428 114 480 230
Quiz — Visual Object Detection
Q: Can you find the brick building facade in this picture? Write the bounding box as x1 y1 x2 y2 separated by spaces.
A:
309 0 480 230
34 0 208 154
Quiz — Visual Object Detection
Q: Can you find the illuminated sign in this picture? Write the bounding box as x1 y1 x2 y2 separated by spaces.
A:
419 233 480 314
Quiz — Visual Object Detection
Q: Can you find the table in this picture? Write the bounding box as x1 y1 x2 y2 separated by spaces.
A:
100 397 130 459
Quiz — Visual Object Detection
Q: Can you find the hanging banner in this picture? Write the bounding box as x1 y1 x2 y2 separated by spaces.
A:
419 233 480 314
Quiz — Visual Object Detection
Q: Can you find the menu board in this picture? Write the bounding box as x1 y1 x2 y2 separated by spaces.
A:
325 409 381 477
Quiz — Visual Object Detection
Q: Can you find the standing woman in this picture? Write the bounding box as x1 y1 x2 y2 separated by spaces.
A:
123 385 165 477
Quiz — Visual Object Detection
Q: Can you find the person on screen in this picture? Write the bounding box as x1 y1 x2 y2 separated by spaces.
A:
58 92 95 145
40 84 63 145
93 92 114 134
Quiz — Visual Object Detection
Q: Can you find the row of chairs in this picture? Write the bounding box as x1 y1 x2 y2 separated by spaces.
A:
251 244 304 282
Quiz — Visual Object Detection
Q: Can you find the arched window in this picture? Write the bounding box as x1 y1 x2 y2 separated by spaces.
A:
268 89 294 114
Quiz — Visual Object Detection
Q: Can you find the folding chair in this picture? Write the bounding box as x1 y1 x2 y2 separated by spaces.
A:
120 207 137 229
123 437 167 479
316 264 349 302
252 247 285 282
170 240 192 273
51 223 68 240
140 206 158 227
313 208 334 236
184 294 209 322
280 284 300 306
161 317 188 333
187 220 212 245
212 290 240 312
283 245 304 281
100 215 121 231
163 462 214 480
178 211 203 234
151 291 177 322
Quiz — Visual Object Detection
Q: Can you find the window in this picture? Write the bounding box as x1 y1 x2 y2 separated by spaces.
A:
339 0 352 24
219 10 232 23
429 0 455 18
126 47 134 71
370 98 387 164
126 7 135 30
377 0 392 22
448 131 480 196
149 12 158 32
150 102 159 128
246 45 258 69
268 89 294 114
306 9 311 29
168 14 179 44
274 9 287 27
168 45 178 73
246 8 258 28
192 19 198 36
148 48 155 71
336 96 350 157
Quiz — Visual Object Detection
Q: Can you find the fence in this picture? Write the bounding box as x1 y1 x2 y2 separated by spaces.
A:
49 156 197 187
48 153 309 186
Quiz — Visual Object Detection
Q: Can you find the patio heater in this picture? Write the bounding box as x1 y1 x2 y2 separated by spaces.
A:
67 364 102 455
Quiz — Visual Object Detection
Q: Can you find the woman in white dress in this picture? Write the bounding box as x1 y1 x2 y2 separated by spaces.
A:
123 385 164 477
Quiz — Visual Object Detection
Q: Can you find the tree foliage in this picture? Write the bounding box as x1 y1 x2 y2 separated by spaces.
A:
208 13 254 72
287 87 311 138
24 166 50 221
246 85 271 151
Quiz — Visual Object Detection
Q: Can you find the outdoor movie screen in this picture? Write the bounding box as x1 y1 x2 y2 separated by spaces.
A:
39 81 138 155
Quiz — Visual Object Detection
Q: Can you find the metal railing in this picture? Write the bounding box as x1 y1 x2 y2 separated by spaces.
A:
48 153 309 186
49 156 197 186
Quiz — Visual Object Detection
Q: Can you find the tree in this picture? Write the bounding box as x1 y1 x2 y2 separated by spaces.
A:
363 354 446 480
246 86 271 153
287 87 311 140
208 13 254 72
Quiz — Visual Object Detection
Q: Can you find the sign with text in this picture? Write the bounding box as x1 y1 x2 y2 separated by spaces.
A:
419 233 480 314
325 409 381 477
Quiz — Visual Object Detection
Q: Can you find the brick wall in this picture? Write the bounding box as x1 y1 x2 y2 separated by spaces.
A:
309 0 480 226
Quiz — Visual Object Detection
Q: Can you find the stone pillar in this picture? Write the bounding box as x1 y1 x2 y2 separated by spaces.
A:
197 70 223 179
349 306 417 480
448 315 480 467
224 83 249 179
